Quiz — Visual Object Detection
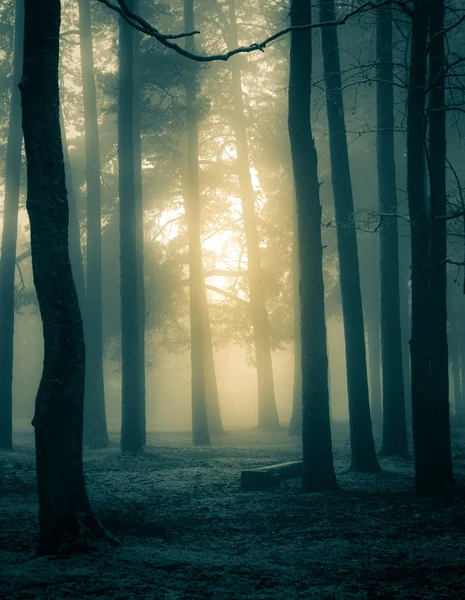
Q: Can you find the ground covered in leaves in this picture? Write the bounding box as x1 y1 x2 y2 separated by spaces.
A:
1 424 465 599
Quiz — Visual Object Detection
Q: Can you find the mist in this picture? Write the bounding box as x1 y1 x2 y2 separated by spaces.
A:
1 0 465 597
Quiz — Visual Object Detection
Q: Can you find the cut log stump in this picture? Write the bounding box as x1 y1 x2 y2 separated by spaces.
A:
240 461 303 491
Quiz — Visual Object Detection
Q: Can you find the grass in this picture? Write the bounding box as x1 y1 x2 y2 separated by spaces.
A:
1 424 465 599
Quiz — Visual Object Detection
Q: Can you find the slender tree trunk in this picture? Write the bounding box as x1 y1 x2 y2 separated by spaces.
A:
78 0 108 447
119 1 145 452
60 109 86 311
407 2 439 492
228 0 280 430
428 0 453 487
364 250 383 427
289 216 302 436
133 23 147 445
202 293 225 434
20 0 114 554
319 0 379 472
289 0 337 491
377 5 408 457
0 0 24 450
184 0 210 446
399 232 412 427
448 281 463 417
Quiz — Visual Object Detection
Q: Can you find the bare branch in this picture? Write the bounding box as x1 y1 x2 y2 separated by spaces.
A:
95 0 408 63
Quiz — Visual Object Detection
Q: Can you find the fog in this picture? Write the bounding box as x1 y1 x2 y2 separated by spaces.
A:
11 307 352 431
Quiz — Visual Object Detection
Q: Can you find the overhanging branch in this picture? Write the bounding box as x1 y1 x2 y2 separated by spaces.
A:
96 0 406 63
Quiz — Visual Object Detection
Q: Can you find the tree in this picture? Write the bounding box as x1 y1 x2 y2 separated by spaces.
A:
133 6 147 446
119 0 145 452
361 236 383 427
448 278 463 417
427 0 453 487
227 0 280 430
318 0 379 472
60 109 86 311
0 0 24 450
184 0 210 446
289 218 302 436
288 0 337 491
20 0 113 554
78 0 108 447
406 0 454 492
376 3 408 457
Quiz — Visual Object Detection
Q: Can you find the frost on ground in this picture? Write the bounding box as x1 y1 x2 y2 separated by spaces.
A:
1 424 465 599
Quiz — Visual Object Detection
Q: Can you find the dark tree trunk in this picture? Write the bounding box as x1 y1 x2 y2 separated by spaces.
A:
184 0 210 446
364 248 383 428
427 0 453 486
376 5 408 457
228 0 280 430
407 2 432 491
0 0 24 449
406 1 450 492
448 281 463 417
289 218 302 436
202 292 225 434
60 109 86 311
133 22 147 446
319 0 379 472
20 0 113 554
119 1 145 452
78 0 108 448
399 231 412 427
288 0 337 491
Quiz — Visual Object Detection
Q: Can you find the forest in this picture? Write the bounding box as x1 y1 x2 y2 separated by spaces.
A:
0 0 465 597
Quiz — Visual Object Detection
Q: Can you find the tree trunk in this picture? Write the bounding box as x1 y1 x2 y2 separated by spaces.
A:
0 0 24 450
427 0 453 487
60 109 86 311
20 0 113 554
364 249 383 428
319 0 379 472
399 232 412 427
184 0 210 446
119 1 145 452
376 4 408 457
289 215 302 436
288 0 337 491
202 291 225 434
448 281 463 417
78 0 108 448
228 0 280 430
133 20 147 446
407 1 449 492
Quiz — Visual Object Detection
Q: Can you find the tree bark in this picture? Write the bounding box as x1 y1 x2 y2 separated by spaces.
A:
376 4 408 457
133 19 147 446
0 0 24 449
289 214 302 436
227 0 280 430
399 231 412 427
448 280 463 417
78 0 108 448
364 245 383 428
288 0 337 491
406 1 453 492
184 0 210 446
318 0 379 472
20 0 113 554
427 0 453 487
119 0 145 452
60 109 86 312
202 292 225 434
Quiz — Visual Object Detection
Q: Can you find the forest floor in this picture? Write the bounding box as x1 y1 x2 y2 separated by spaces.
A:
1 424 465 599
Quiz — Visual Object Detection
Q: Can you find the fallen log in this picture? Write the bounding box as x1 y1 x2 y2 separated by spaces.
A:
240 461 303 491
